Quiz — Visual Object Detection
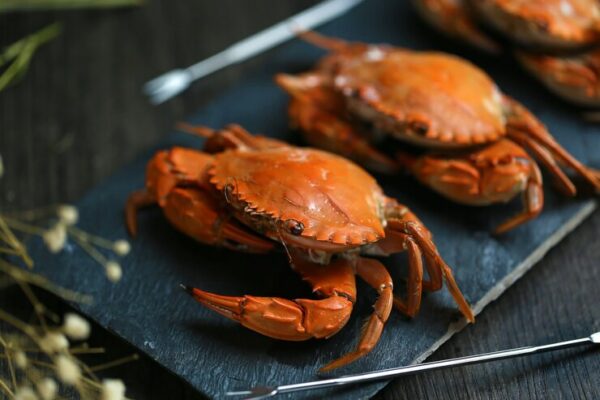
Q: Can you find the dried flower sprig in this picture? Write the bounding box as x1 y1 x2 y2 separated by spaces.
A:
0 23 61 93
0 199 136 398
1 204 130 283
0 268 138 399
1 144 138 398
0 0 143 13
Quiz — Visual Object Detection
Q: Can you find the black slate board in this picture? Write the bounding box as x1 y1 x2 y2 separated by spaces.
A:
26 0 600 399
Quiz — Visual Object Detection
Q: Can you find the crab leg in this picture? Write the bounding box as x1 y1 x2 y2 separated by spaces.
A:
508 130 576 196
504 96 600 192
176 122 248 151
370 200 472 320
382 200 474 322
396 150 483 204
184 256 355 343
296 29 352 52
388 219 474 322
370 229 424 316
494 161 544 234
397 141 550 233
177 123 288 153
320 257 394 372
125 190 156 236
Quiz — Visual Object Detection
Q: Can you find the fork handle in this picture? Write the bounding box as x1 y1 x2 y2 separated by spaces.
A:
276 336 594 395
186 0 363 80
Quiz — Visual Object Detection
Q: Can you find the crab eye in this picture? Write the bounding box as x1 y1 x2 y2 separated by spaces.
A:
409 120 429 136
285 219 304 235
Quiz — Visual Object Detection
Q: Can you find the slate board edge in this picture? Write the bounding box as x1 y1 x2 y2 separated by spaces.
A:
405 199 597 370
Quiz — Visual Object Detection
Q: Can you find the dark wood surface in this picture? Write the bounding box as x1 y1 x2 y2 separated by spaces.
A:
1 1 599 399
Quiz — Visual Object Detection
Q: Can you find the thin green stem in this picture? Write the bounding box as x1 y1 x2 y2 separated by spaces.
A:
0 22 61 92
89 353 139 372
0 335 17 391
68 225 115 250
16 279 48 331
0 247 21 255
0 216 33 267
3 204 60 221
0 259 92 304
0 307 37 341
2 215 47 235
0 379 14 397
70 232 108 266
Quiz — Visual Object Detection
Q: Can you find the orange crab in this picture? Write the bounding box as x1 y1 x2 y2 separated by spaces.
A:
413 0 600 51
412 0 600 105
470 0 600 51
276 33 600 233
125 124 473 372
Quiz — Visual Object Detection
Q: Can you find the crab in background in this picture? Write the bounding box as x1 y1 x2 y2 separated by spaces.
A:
469 0 600 51
412 0 600 106
276 33 600 233
125 124 473 372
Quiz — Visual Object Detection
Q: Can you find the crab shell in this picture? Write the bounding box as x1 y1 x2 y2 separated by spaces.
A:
469 0 600 50
208 146 386 249
517 48 600 107
328 45 507 149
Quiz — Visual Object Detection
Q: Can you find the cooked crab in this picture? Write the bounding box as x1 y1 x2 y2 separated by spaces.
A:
276 33 600 233
517 48 600 106
469 0 600 51
414 0 600 52
125 124 473 372
412 0 500 52
412 0 600 106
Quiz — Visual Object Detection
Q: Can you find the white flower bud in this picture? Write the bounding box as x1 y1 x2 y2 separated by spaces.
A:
55 355 81 385
105 261 122 283
101 379 126 400
39 332 69 354
62 313 90 340
14 350 27 369
42 223 67 253
112 240 131 256
57 205 79 226
15 386 38 400
36 378 57 400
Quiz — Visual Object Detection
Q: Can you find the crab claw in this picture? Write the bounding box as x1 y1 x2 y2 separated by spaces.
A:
181 285 353 341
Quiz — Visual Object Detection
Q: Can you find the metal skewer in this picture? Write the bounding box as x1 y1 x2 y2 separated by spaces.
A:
143 0 364 104
227 332 600 399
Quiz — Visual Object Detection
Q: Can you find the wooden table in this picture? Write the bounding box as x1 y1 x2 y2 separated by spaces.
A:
1 1 599 398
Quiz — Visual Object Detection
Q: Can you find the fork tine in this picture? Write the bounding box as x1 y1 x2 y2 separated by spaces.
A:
143 70 192 104
143 0 364 103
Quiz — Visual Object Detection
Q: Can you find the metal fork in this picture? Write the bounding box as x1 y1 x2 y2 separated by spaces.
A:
143 0 364 105
226 331 600 399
